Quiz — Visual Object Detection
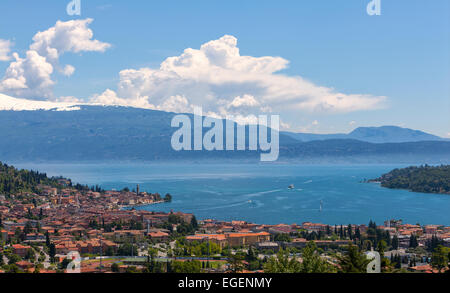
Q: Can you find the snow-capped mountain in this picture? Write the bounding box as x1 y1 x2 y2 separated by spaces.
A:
0 93 81 111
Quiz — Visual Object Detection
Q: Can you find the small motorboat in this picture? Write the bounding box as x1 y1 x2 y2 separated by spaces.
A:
288 184 295 190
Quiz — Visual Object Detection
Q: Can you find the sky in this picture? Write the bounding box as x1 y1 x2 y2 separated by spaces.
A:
0 0 448 136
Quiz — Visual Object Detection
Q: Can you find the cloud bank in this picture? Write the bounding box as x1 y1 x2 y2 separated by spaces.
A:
92 35 386 125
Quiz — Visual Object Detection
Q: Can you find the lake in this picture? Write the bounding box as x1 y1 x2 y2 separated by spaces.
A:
12 162 450 226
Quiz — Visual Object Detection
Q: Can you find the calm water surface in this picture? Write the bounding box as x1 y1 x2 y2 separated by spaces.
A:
12 163 450 226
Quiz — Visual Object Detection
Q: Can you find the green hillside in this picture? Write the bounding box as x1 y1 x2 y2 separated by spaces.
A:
373 165 450 194
0 162 60 195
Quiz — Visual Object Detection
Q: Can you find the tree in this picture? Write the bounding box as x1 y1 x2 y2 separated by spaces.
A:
5 264 20 273
164 193 172 202
60 258 72 270
427 235 443 252
171 260 202 273
376 240 387 259
45 231 51 247
263 249 301 273
117 242 138 256
409 235 418 248
190 216 198 229
245 247 258 263
24 221 33 235
105 246 115 256
355 227 361 240
347 224 353 240
49 243 56 261
125 266 138 273
391 254 402 269
432 245 449 273
148 247 158 262
25 248 35 261
300 242 335 273
376 240 391 271
229 253 246 273
111 262 120 272
274 233 291 242
362 240 373 251
337 244 371 273
392 235 399 250
8 254 21 265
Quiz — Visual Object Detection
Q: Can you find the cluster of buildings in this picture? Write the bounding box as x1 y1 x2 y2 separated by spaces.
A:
1 180 449 273
36 183 168 208
0 182 185 270
186 219 450 252
382 219 450 249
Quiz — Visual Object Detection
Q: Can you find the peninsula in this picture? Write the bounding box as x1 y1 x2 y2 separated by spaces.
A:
370 165 450 195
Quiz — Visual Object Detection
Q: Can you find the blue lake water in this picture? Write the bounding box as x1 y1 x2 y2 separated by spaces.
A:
12 163 450 226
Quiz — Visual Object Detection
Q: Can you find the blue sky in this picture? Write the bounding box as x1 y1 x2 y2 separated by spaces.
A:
0 0 448 136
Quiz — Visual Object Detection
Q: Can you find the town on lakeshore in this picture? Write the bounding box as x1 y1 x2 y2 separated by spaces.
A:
0 163 449 273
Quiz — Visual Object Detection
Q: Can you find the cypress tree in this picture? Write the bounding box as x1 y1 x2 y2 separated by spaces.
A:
355 227 361 240
348 224 353 240
409 235 418 248
392 235 399 250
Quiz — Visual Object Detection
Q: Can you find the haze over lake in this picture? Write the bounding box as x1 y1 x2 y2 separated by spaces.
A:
13 163 450 226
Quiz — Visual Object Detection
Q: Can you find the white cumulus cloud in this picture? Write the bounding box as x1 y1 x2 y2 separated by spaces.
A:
0 51 54 99
91 35 386 126
0 19 110 99
0 39 12 61
30 18 110 74
228 95 260 109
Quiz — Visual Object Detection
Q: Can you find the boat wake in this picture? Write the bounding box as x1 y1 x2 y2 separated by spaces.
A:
193 200 256 211
243 189 282 198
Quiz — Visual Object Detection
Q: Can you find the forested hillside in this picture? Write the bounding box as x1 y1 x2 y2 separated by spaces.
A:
0 162 60 195
372 165 450 194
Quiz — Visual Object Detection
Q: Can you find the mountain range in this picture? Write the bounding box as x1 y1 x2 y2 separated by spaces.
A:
282 126 445 143
0 93 449 164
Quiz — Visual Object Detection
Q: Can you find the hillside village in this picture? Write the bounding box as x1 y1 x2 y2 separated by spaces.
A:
0 163 449 273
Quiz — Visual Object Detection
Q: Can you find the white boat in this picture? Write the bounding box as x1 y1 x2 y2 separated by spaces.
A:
288 184 295 190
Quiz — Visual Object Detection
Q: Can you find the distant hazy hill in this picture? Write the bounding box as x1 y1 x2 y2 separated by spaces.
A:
282 126 445 143
348 126 444 143
0 105 449 163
